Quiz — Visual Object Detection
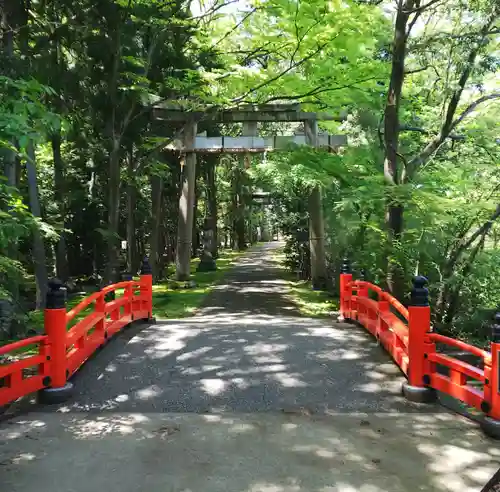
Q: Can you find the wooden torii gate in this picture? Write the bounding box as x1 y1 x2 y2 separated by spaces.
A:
153 104 347 289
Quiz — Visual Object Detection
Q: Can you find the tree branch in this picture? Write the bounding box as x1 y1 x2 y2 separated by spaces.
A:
231 42 329 103
456 203 500 255
451 92 500 130
404 0 444 14
257 75 381 104
210 7 258 49
407 13 497 174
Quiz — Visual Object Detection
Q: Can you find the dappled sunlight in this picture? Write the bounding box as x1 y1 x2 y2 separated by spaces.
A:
3 244 498 491
42 307 431 414
1 411 499 491
272 372 307 387
199 378 227 396
135 385 164 400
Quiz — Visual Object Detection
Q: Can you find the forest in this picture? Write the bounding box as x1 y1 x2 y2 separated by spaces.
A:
0 0 499 346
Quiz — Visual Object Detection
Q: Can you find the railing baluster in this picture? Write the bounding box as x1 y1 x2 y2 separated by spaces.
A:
377 299 389 341
95 292 106 342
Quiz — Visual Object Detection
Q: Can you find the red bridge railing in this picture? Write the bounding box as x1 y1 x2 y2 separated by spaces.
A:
339 259 500 439
0 259 154 407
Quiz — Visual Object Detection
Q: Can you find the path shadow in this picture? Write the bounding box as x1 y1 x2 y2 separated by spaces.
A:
1 411 498 492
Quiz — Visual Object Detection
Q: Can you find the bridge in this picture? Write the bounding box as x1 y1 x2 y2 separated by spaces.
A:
1 243 499 492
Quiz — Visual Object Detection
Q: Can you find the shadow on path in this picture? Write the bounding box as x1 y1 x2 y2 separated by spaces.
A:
48 243 430 414
1 243 499 492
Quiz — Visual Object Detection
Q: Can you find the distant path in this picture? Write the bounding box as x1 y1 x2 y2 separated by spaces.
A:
1 243 498 492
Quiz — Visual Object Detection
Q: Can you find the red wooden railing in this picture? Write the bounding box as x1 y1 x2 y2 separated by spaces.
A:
340 261 500 438
0 261 153 407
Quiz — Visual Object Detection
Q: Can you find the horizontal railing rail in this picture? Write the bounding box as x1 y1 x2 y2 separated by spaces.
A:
0 258 154 408
339 257 500 439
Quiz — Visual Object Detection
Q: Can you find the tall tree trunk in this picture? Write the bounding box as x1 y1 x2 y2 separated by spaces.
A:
191 166 199 258
382 0 415 299
104 138 121 283
175 122 197 281
126 149 137 274
26 143 48 308
150 174 163 281
103 13 122 284
1 0 20 302
308 186 327 289
205 155 218 258
233 165 246 250
51 132 69 281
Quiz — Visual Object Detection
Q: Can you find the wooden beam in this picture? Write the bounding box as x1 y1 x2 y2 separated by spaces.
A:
152 108 347 123
164 134 347 152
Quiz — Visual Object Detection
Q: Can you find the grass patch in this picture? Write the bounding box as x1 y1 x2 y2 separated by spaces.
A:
1 248 245 356
152 248 244 319
287 280 338 318
270 247 338 318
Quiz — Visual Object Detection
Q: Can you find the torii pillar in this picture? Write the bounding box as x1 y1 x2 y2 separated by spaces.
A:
305 119 327 290
175 121 197 281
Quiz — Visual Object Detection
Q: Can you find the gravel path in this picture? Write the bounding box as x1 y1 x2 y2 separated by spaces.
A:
47 242 430 415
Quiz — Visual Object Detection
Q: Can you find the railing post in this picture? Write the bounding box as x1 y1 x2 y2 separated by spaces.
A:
95 291 106 344
140 257 155 323
338 257 352 322
356 269 369 325
402 276 436 403
122 273 133 320
38 279 73 404
481 311 500 439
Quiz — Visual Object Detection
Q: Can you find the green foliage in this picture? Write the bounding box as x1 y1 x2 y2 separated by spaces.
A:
0 0 498 348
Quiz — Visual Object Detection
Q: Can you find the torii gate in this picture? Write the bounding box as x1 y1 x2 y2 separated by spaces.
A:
152 104 347 289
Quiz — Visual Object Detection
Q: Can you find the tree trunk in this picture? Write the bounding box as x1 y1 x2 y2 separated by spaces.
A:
308 186 327 289
51 132 69 281
104 138 121 283
192 166 199 258
175 122 197 281
304 119 327 288
103 13 122 284
1 0 20 302
233 165 246 250
26 143 48 308
150 174 163 281
205 155 218 258
126 149 137 274
382 0 414 299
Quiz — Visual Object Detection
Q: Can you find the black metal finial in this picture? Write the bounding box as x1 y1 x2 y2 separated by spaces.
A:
341 257 351 274
360 269 367 281
492 311 500 344
46 278 66 309
140 257 152 275
411 276 429 307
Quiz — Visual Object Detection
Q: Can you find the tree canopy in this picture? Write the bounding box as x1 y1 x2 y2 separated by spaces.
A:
0 0 499 344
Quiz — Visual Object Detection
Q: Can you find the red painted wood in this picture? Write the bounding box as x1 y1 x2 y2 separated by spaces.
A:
428 353 485 382
430 373 484 411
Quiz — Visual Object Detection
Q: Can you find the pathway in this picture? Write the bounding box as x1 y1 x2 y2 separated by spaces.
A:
1 243 498 492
